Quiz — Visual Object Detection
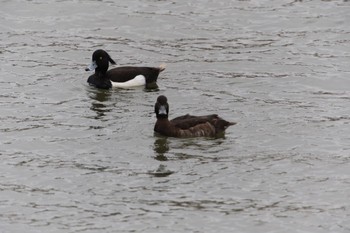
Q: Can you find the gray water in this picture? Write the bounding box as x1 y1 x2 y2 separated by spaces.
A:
1 0 349 232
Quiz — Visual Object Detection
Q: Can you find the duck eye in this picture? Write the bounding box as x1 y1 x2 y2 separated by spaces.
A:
99 57 102 60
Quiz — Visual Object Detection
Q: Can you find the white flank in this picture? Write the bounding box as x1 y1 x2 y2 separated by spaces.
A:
111 75 146 88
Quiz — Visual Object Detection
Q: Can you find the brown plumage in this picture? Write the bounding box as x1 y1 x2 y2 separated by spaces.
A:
154 95 236 138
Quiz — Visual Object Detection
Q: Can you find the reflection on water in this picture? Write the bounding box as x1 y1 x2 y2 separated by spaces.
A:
153 136 169 161
88 88 112 119
147 164 174 177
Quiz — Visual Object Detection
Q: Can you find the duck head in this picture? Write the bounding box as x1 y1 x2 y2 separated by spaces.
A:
85 49 116 74
155 95 169 119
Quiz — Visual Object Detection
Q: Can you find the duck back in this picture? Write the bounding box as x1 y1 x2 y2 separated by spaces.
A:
171 114 219 129
107 66 163 83
154 119 217 137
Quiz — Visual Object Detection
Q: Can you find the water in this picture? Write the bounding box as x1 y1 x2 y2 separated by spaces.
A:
1 0 349 232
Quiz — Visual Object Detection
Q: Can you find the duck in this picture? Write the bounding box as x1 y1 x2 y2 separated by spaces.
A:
85 49 166 89
154 95 236 137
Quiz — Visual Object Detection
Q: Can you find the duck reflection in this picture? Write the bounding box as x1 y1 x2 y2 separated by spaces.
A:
88 88 112 120
153 136 169 161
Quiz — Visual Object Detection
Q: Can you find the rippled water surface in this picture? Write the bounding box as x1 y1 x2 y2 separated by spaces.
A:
1 0 349 232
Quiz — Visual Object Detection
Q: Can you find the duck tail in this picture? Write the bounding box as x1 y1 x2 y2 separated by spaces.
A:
159 63 166 72
228 121 237 126
214 119 237 132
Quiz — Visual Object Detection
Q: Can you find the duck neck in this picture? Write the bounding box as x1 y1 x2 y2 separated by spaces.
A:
95 70 108 79
156 113 169 119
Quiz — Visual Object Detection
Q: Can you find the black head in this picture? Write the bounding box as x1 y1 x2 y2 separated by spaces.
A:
155 95 169 119
85 49 116 74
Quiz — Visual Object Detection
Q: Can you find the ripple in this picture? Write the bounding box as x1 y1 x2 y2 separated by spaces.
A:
1 0 349 233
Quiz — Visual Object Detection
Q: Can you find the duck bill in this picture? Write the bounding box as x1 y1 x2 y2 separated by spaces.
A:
158 105 167 115
85 61 97 71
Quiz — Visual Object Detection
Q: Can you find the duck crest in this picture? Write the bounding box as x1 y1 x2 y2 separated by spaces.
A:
93 49 116 74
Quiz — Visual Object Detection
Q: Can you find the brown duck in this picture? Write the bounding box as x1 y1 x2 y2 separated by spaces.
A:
154 95 236 137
